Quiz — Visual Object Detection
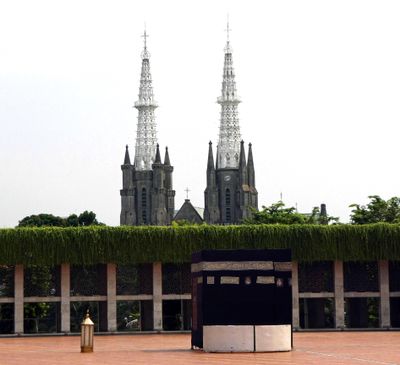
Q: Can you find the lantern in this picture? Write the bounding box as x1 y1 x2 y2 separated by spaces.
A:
80 310 94 353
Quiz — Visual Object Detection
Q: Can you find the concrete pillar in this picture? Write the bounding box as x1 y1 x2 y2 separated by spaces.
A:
107 263 117 332
379 260 390 328
60 263 70 333
334 260 344 328
291 261 300 329
153 262 163 331
14 264 24 334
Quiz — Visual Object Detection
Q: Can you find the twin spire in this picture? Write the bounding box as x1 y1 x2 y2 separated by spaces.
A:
217 21 242 169
133 29 158 171
127 23 243 171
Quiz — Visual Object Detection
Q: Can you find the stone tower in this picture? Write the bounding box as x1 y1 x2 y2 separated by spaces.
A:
204 24 258 224
120 31 175 226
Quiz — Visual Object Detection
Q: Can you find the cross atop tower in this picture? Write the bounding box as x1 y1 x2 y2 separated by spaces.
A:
142 28 149 50
185 187 190 200
224 16 232 53
225 16 231 43
141 27 150 59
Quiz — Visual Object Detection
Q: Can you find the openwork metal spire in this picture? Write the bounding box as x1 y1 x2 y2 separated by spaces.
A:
217 21 241 169
134 29 158 170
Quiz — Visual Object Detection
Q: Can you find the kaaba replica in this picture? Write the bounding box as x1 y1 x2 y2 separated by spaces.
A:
191 249 292 352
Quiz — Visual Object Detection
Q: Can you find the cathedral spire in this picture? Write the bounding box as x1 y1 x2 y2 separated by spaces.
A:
217 22 241 169
207 141 215 170
239 140 247 184
247 143 255 187
124 145 131 165
164 146 170 166
134 29 158 171
154 143 161 164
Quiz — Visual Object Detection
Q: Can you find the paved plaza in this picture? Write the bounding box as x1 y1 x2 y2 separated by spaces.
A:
0 332 399 365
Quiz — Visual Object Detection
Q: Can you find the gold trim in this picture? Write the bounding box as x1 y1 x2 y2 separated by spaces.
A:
274 262 292 272
220 276 240 284
256 276 275 284
191 261 273 273
207 276 215 285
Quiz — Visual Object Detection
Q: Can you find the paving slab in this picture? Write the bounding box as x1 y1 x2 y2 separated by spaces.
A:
0 332 399 365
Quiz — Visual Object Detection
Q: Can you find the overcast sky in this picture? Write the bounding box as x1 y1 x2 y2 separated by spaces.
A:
1 0 400 227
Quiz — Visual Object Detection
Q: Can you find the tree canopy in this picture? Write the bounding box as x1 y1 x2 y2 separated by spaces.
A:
17 211 104 227
244 201 338 225
350 195 400 224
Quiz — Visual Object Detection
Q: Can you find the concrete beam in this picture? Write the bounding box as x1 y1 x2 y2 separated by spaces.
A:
334 260 344 328
291 261 300 329
60 263 70 333
107 263 117 332
14 265 24 334
379 260 390 328
153 262 163 330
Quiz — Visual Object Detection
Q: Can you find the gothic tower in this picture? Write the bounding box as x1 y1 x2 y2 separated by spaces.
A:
120 31 175 226
204 24 258 224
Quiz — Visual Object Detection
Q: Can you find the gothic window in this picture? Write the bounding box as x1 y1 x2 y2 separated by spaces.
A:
134 188 138 224
226 188 231 205
225 189 231 223
142 188 147 224
226 207 231 223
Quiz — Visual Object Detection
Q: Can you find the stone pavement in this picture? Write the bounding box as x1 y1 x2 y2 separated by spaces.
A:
0 332 399 365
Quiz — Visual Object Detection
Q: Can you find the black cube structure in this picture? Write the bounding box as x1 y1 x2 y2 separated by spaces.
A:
191 249 292 352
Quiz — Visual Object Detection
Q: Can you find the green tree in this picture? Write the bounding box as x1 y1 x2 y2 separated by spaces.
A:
307 206 339 225
349 195 400 224
245 201 338 225
18 214 66 227
78 211 103 226
66 214 79 227
245 201 307 224
17 211 104 227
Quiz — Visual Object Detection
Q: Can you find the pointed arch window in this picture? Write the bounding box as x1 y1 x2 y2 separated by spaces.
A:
225 188 231 223
134 188 138 224
142 187 147 224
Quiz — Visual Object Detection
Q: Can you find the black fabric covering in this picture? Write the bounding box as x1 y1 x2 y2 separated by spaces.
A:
191 249 292 349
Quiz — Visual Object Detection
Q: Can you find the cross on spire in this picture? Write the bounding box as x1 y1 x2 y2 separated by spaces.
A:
142 28 149 50
140 26 150 59
225 15 231 43
185 187 190 200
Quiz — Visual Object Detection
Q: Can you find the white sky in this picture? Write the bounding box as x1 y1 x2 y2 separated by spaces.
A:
1 0 400 227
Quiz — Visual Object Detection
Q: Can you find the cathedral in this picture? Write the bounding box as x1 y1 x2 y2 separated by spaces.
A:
120 31 175 226
120 27 257 225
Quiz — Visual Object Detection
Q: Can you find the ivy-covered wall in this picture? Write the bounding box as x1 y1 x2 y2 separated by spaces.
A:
0 224 399 265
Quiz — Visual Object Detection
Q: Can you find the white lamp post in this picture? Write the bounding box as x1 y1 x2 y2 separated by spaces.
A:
80 310 94 353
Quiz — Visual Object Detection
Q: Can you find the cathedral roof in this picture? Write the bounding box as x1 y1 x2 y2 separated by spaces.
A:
174 200 204 224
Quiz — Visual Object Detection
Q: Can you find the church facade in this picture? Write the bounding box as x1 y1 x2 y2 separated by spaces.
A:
120 32 175 226
204 34 258 224
121 28 257 226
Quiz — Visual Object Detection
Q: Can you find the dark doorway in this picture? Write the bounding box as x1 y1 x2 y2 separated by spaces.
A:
162 300 191 331
300 298 334 329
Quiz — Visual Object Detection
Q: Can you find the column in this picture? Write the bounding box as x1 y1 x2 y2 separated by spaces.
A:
60 263 70 333
334 260 344 328
379 260 390 328
107 263 117 332
153 262 163 331
291 261 300 329
14 264 24 334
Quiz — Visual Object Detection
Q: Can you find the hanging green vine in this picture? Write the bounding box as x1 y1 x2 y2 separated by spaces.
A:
0 224 399 265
